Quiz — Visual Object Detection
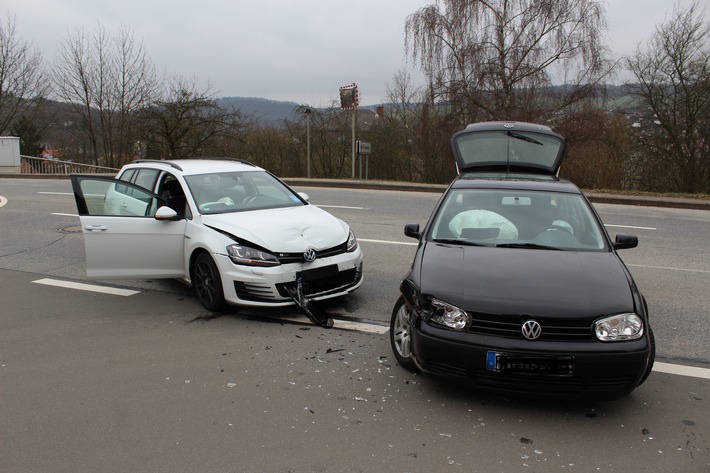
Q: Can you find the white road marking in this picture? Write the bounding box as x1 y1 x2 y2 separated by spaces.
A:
359 238 418 246
315 204 367 210
605 224 657 230
32 278 139 296
0 195 7 207
653 362 710 379
275 315 389 334
31 278 707 379
39 192 73 195
628 264 710 274
52 212 79 217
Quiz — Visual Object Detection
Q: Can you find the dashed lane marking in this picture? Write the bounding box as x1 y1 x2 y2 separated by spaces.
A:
32 278 139 296
653 362 710 380
359 238 418 246
30 282 708 379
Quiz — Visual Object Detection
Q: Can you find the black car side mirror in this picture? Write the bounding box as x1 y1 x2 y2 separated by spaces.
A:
404 223 421 239
613 234 638 250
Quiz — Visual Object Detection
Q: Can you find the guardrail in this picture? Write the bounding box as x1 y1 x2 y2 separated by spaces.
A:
20 155 119 175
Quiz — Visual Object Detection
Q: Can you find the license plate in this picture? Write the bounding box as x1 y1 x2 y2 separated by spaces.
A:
486 352 574 376
297 264 338 282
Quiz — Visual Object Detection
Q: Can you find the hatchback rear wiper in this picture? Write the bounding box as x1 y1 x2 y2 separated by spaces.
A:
507 131 543 146
433 238 488 247
496 242 562 250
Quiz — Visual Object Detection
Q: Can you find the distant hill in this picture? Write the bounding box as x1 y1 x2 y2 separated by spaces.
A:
216 97 302 126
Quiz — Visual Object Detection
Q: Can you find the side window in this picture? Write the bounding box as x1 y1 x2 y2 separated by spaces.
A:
73 176 161 217
134 169 160 192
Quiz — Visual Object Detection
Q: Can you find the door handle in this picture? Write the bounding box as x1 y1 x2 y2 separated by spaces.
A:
85 225 108 232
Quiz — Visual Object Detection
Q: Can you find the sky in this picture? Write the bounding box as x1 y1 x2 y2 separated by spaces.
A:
4 0 709 106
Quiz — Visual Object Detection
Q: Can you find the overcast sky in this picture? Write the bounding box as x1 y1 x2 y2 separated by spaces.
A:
5 0 709 105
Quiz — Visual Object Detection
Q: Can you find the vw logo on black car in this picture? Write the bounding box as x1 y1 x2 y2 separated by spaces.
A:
521 320 542 340
303 247 317 262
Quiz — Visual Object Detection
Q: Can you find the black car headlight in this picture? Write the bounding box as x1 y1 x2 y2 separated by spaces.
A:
594 313 644 341
346 229 358 252
226 244 280 267
428 298 469 331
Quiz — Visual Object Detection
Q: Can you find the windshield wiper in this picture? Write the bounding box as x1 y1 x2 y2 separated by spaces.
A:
507 131 543 146
496 242 562 250
433 238 487 247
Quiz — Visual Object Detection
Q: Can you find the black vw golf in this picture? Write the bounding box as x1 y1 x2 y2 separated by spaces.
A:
390 121 655 399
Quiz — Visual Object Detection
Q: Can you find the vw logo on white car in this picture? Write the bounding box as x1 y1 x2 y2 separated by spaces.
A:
303 248 317 262
521 320 542 340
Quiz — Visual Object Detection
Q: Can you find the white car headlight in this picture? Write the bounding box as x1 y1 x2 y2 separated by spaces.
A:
429 298 469 330
346 229 359 252
226 244 280 267
595 313 644 341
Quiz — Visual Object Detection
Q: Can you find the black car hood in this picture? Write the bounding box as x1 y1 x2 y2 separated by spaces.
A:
418 243 634 318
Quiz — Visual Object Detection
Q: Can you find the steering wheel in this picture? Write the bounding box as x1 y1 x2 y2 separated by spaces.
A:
242 194 268 204
537 224 574 235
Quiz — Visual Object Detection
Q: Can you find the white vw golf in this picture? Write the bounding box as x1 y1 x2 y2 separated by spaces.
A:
71 159 364 323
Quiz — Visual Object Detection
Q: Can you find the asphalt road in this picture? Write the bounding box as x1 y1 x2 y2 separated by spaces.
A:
1 178 709 472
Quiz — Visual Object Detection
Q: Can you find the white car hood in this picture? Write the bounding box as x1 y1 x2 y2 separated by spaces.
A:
200 205 349 252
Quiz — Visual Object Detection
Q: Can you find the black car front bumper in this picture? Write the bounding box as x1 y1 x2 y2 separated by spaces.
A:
411 320 652 399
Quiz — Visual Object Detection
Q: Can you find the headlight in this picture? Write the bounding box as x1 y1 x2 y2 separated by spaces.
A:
346 229 358 252
428 298 469 330
595 313 644 341
226 244 280 267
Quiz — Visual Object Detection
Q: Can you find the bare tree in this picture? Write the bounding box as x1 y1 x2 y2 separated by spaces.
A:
626 2 710 193
405 0 610 125
53 24 157 166
139 75 245 159
0 13 48 136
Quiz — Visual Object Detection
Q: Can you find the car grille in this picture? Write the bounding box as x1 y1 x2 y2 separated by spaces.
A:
424 361 637 395
276 267 362 298
233 267 362 303
468 313 594 341
275 242 347 264
473 371 637 395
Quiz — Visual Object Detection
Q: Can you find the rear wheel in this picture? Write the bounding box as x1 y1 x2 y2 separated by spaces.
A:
390 295 418 372
193 253 226 311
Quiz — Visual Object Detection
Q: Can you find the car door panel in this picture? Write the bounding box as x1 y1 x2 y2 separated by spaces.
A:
70 175 186 279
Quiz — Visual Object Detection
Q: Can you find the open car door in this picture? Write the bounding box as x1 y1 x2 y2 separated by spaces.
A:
70 175 187 280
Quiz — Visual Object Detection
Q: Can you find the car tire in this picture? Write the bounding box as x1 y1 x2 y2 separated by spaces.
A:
638 326 656 385
390 295 419 372
193 252 226 311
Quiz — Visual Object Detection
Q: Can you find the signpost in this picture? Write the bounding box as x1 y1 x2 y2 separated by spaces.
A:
339 83 359 178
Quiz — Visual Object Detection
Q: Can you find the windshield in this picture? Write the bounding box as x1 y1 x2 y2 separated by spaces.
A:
184 170 305 214
429 189 606 251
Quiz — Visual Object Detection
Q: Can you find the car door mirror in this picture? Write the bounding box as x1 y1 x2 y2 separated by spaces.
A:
404 223 421 239
613 234 638 250
155 205 180 221
298 192 310 202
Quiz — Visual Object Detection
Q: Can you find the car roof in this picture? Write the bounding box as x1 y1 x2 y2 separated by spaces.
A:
451 171 584 195
450 121 565 175
126 158 262 176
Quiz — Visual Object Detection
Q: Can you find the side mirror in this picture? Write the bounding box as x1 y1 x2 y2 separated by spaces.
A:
155 205 180 221
298 192 310 202
613 234 638 250
404 223 421 239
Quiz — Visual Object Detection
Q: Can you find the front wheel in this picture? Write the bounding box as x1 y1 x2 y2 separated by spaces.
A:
192 253 226 311
390 295 419 372
638 326 656 386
